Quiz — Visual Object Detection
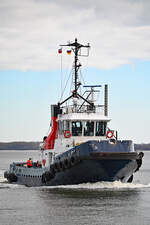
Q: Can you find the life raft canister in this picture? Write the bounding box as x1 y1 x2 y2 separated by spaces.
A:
106 130 114 139
64 130 71 138
42 159 46 166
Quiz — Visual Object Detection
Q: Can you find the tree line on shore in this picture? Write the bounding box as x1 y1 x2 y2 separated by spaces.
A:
0 142 150 150
0 142 41 150
134 144 150 151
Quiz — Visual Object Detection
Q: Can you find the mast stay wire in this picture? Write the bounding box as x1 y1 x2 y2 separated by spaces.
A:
60 50 63 100
67 70 74 106
80 69 85 86
69 69 74 95
59 51 73 102
80 68 90 99
59 68 73 102
82 54 89 83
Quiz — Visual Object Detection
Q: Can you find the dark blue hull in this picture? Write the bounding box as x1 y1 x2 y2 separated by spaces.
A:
48 158 137 186
4 140 143 187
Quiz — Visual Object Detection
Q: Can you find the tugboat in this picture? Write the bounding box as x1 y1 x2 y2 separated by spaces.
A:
4 38 144 187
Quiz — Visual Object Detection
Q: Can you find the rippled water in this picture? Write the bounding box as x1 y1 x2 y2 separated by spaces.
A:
0 150 150 225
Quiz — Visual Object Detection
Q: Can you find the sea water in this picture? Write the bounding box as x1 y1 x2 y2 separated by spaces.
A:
0 150 150 225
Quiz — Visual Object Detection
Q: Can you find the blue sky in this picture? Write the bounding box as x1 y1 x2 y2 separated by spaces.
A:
1 60 150 143
0 0 150 143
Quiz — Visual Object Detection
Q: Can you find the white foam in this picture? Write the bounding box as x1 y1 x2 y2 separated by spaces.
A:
0 170 25 189
0 170 7 183
41 181 150 190
1 168 150 190
0 181 25 189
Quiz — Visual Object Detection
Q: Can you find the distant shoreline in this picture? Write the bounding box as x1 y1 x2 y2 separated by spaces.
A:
0 142 150 151
134 143 150 151
0 142 41 150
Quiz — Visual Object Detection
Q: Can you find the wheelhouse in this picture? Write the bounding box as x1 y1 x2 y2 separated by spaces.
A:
58 119 108 137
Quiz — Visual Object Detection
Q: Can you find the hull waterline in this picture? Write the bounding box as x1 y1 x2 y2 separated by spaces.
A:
4 150 143 187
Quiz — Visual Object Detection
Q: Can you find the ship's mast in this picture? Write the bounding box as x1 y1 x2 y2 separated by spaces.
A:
74 40 79 96
58 38 92 107
60 38 90 98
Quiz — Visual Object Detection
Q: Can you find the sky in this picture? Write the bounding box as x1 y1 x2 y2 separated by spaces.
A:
0 0 150 143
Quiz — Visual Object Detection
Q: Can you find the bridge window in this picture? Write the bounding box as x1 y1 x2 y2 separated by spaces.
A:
95 121 106 136
72 121 82 136
83 121 94 136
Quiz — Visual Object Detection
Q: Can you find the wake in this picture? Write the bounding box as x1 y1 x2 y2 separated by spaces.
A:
41 181 150 190
0 170 24 189
0 170 6 183
0 169 150 190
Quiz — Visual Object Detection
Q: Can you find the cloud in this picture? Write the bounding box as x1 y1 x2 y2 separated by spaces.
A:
0 0 150 70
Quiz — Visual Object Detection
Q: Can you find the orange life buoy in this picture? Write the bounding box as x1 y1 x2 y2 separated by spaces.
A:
106 130 114 139
64 130 71 138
